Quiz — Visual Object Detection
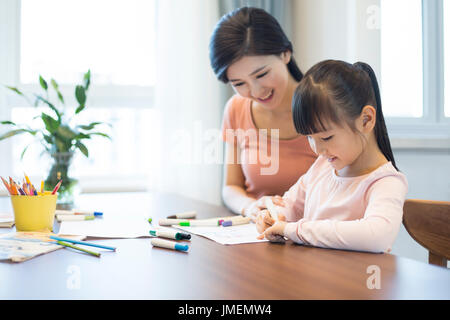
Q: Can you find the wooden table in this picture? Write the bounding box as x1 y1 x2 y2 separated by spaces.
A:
0 192 449 300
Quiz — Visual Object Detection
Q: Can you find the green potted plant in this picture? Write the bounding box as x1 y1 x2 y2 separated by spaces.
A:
0 70 111 207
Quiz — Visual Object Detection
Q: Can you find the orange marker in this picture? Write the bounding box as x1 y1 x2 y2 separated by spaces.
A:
52 180 62 195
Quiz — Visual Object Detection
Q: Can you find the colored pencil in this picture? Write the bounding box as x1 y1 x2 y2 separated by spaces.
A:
50 235 116 251
52 180 62 195
1 177 12 195
56 240 101 258
9 177 18 195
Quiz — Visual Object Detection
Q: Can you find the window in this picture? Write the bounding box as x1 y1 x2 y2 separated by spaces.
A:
20 0 156 86
380 0 450 139
380 0 423 118
444 0 450 117
2 0 157 191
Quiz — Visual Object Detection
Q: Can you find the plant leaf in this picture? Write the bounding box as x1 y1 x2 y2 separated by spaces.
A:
50 79 65 105
34 95 62 122
56 125 77 140
77 122 102 131
75 85 86 109
75 141 89 157
1 120 16 126
5 86 24 96
84 69 91 91
0 129 35 140
39 75 48 91
89 132 111 140
41 113 59 134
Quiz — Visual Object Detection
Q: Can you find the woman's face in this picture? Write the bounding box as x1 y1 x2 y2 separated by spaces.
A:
226 53 291 110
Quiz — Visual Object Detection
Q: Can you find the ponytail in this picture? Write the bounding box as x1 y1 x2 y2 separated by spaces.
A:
353 62 398 171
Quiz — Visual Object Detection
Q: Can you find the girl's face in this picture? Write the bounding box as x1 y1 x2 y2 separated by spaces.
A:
226 53 291 110
307 122 366 173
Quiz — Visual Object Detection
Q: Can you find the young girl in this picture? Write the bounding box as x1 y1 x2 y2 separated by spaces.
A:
256 60 408 253
209 7 317 218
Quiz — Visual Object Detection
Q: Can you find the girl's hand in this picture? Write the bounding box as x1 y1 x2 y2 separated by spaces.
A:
257 219 287 241
242 195 285 221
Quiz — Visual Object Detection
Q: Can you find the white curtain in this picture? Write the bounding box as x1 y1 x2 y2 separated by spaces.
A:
152 0 225 205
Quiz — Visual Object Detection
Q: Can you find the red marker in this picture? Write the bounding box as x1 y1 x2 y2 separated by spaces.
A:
51 180 62 195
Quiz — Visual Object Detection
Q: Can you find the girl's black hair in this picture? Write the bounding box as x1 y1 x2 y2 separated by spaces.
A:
292 60 398 170
209 7 303 83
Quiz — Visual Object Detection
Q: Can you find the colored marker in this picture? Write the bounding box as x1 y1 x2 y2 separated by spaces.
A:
148 217 152 224
56 215 95 222
179 220 220 227
52 180 62 195
55 209 103 216
151 238 189 252
166 210 197 219
149 229 191 240
222 216 251 227
50 235 116 251
40 180 44 193
56 240 101 257
159 218 190 226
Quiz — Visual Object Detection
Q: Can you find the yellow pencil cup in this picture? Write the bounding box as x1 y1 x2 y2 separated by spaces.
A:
11 194 57 232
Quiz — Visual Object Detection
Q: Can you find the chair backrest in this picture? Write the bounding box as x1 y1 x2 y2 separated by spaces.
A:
403 199 450 267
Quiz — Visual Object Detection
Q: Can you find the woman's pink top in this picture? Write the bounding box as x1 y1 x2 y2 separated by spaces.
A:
281 156 408 253
221 95 317 199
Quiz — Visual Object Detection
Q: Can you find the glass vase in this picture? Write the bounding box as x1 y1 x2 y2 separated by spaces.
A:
45 152 79 209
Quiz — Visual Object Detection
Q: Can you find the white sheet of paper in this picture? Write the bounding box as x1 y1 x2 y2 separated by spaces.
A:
174 223 267 245
58 218 150 238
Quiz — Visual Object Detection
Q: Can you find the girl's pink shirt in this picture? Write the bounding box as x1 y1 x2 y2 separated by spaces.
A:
281 155 408 253
221 95 317 199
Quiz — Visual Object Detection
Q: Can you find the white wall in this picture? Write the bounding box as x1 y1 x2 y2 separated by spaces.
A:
291 0 450 267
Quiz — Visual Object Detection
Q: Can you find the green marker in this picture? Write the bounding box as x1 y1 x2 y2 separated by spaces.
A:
148 218 152 224
179 220 219 227
149 230 191 240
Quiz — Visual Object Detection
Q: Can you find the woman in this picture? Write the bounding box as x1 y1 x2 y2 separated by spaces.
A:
209 7 316 217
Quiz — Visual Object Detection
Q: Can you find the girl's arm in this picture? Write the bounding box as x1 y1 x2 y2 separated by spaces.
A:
283 175 408 253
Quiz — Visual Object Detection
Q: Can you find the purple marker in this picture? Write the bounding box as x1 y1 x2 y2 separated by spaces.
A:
221 217 251 227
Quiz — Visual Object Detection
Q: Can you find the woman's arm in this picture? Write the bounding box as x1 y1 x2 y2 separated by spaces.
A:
222 142 256 215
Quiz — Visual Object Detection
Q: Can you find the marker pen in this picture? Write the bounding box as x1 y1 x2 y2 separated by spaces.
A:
166 210 197 219
55 209 103 216
221 217 251 227
159 218 189 226
149 229 191 240
179 220 220 227
56 215 95 222
151 238 189 252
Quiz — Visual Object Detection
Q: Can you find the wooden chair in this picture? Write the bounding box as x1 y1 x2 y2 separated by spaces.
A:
403 199 450 267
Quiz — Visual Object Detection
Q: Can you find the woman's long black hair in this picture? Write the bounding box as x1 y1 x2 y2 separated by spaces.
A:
292 60 398 170
209 7 303 83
